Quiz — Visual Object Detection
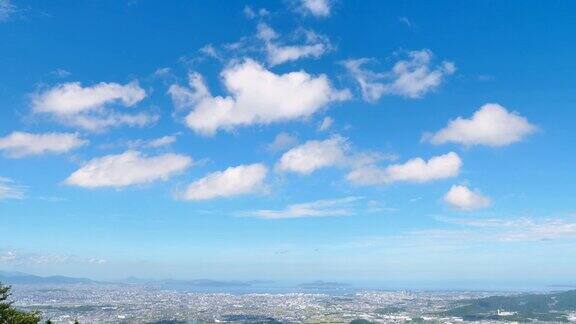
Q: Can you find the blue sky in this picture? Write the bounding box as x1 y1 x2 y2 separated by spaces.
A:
0 0 575 284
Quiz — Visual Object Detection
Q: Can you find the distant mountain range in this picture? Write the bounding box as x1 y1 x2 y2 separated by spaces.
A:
1 271 358 292
0 271 97 285
298 280 351 289
0 271 274 288
123 277 262 287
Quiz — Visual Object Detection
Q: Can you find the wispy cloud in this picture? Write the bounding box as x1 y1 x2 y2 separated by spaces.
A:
0 249 107 266
51 68 72 78
342 215 576 254
0 176 25 200
267 132 299 153
344 49 455 101
127 135 177 149
247 196 363 219
243 5 269 19
438 216 576 242
0 0 16 22
317 116 334 132
296 0 332 18
257 23 332 66
398 16 414 29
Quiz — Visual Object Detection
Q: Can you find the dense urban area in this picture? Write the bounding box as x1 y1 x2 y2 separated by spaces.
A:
5 281 576 323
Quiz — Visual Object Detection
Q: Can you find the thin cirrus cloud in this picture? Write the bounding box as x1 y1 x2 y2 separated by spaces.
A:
243 6 270 19
444 185 491 211
347 152 462 186
343 49 455 101
183 163 268 200
32 81 158 131
276 136 348 174
65 151 192 188
127 135 177 149
248 196 362 219
168 59 350 136
355 215 576 250
317 116 334 131
142 135 177 148
435 216 576 242
257 23 332 66
298 0 331 17
426 103 537 147
0 249 107 266
0 176 25 200
0 0 15 22
267 132 299 153
0 131 86 158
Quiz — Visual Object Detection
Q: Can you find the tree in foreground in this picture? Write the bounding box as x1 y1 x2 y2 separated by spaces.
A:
0 282 41 324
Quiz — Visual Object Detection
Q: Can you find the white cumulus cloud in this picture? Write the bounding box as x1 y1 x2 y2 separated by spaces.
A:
32 81 157 131
344 49 455 101
276 135 395 178
184 163 268 200
347 152 461 185
168 59 349 135
33 81 145 115
444 185 491 211
0 132 86 158
427 103 536 147
65 151 192 188
276 136 348 174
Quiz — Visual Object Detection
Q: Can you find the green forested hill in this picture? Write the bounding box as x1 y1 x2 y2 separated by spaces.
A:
443 290 576 322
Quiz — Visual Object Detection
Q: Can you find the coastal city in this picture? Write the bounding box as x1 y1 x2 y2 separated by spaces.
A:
10 283 508 323
4 280 574 323
2 0 575 323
